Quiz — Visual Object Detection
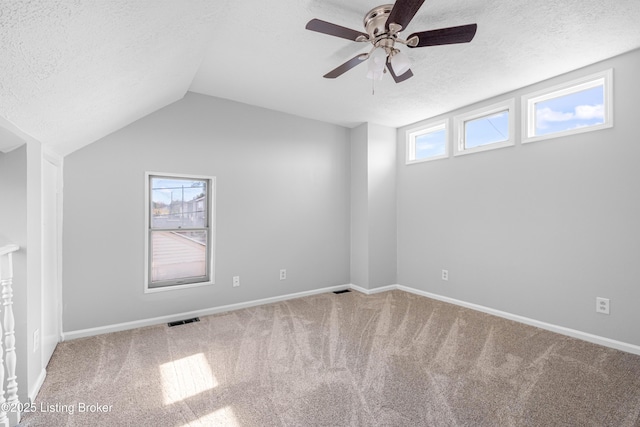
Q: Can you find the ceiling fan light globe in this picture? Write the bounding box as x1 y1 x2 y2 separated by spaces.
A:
369 48 386 65
366 68 385 81
391 51 411 76
367 48 387 80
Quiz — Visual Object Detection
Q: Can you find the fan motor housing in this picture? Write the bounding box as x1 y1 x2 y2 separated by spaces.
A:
363 4 394 38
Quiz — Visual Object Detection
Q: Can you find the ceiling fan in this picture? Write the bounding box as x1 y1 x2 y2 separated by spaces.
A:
305 0 477 83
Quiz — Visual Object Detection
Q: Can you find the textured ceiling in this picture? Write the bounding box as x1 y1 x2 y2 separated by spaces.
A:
191 0 640 129
1 0 640 155
0 0 221 155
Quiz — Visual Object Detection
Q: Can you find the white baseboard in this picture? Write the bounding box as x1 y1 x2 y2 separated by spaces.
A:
395 285 640 356
62 282 640 356
62 284 350 341
352 283 640 355
349 284 398 295
29 368 47 403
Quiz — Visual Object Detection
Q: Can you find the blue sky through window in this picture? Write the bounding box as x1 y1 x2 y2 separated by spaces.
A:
535 86 604 136
464 111 509 148
415 128 446 160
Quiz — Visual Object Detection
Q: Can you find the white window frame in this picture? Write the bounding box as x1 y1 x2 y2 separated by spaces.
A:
144 171 216 294
405 119 449 164
522 69 613 144
453 99 515 156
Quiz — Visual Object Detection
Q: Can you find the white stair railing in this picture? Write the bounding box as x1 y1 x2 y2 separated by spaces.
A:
0 244 19 427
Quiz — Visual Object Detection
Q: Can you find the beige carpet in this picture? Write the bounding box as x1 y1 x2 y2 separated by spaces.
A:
20 290 640 426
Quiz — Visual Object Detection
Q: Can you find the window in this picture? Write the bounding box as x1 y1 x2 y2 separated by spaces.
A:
144 172 215 292
522 69 612 143
453 99 515 156
406 119 448 164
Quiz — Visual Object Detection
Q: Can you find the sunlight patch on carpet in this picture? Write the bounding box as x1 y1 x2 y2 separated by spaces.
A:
160 353 217 404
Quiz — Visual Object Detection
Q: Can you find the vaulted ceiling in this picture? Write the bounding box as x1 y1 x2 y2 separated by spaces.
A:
2 0 640 156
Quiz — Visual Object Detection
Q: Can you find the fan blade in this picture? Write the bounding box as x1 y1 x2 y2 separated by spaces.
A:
306 19 368 41
386 0 426 31
323 54 368 79
408 24 477 47
387 62 414 83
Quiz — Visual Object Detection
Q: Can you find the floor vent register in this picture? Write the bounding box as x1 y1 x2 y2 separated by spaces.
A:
168 317 200 327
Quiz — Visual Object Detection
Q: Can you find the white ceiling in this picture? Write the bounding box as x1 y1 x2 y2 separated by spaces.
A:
2 0 640 156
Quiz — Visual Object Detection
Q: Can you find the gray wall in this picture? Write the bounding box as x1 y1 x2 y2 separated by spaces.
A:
367 123 397 289
349 123 397 290
62 49 640 347
397 48 640 346
62 93 351 332
350 123 368 288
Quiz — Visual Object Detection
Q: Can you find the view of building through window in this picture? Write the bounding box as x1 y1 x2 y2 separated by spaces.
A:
149 176 210 287
151 177 207 231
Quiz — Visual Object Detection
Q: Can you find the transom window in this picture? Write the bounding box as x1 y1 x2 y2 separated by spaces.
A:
406 119 448 164
453 99 515 156
522 69 612 143
145 172 215 292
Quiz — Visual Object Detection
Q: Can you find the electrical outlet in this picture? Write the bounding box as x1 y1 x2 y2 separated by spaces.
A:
33 329 40 352
233 276 240 287
280 269 286 280
442 269 449 281
596 297 610 314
